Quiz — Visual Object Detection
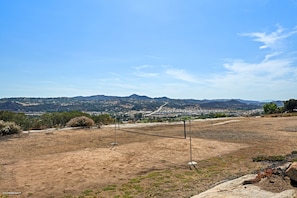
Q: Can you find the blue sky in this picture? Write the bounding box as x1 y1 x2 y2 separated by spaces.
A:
1 0 297 100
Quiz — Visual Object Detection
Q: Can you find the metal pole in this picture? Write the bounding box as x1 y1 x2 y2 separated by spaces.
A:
189 119 192 161
190 135 192 162
114 117 117 144
183 120 187 139
188 119 197 167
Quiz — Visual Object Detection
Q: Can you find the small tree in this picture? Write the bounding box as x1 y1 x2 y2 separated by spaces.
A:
66 116 94 128
91 114 114 125
263 102 278 114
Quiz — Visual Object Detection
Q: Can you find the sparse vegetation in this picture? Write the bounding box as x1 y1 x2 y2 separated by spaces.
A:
0 120 21 136
102 184 117 191
81 189 93 196
252 155 286 162
0 110 114 130
198 112 228 119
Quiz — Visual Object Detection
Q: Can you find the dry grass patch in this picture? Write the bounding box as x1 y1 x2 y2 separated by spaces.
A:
1 117 297 197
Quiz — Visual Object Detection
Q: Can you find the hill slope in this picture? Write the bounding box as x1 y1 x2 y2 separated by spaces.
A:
0 94 264 113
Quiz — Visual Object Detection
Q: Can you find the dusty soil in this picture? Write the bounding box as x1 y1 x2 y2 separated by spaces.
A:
1 116 297 197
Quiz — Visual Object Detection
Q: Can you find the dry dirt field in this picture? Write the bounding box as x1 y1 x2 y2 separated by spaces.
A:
1 116 297 198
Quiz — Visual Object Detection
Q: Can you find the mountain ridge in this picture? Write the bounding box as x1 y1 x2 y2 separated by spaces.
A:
0 94 281 113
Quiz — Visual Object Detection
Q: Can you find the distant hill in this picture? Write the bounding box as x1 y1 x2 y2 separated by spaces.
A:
0 94 266 113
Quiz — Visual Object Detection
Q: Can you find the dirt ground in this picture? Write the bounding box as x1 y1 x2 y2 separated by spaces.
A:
1 116 297 198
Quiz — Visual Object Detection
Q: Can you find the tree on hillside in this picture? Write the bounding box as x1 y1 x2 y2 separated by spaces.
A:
263 102 278 114
283 99 297 112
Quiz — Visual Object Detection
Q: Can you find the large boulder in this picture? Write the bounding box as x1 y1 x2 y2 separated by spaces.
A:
286 162 297 182
192 174 296 198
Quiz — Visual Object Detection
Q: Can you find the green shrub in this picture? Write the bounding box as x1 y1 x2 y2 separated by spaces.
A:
66 116 94 128
252 155 285 162
40 111 91 128
0 120 22 136
91 114 114 125
0 111 32 130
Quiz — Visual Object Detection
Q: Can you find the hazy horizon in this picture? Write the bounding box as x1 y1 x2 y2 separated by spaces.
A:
0 93 286 102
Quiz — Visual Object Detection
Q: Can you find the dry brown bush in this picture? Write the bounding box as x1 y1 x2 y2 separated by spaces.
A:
66 116 94 128
0 120 22 136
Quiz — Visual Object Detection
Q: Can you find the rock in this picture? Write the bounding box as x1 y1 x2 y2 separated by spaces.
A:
277 162 292 175
191 174 296 198
286 162 297 182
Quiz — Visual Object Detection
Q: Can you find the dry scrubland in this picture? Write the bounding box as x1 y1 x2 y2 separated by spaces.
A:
0 116 297 197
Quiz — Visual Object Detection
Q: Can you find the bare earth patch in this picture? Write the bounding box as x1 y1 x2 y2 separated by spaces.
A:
1 116 297 197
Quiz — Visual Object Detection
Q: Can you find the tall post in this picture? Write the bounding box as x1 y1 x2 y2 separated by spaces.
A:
188 119 197 167
114 118 117 144
183 120 187 139
189 119 192 162
190 135 192 162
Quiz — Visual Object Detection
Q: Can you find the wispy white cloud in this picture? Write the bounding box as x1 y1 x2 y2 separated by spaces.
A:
240 25 297 51
228 26 297 81
133 64 159 78
223 58 294 78
165 68 198 83
263 52 281 62
200 25 297 99
134 64 152 70
205 58 297 100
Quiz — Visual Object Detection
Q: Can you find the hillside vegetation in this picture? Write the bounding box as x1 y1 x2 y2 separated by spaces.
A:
0 111 113 131
0 94 264 113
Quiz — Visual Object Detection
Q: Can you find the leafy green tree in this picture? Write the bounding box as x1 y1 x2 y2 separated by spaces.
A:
40 111 90 128
91 114 114 125
0 111 32 130
263 102 278 114
283 99 297 112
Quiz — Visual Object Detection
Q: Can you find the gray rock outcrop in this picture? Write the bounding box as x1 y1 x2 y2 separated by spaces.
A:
286 162 297 182
192 174 296 198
